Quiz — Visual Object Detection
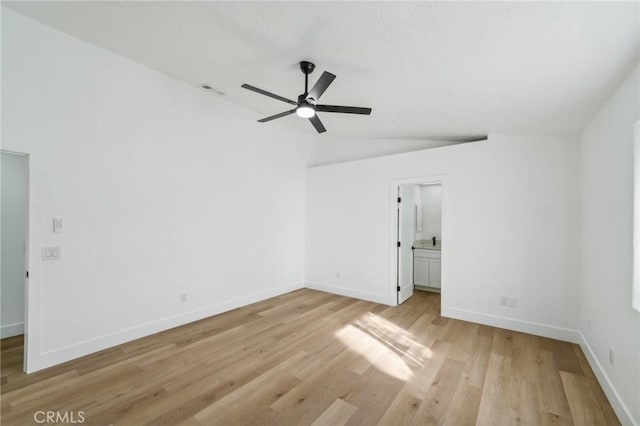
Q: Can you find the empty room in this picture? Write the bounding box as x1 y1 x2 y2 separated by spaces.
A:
1 1 639 425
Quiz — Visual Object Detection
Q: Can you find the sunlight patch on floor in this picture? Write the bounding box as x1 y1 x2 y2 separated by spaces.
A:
334 312 433 381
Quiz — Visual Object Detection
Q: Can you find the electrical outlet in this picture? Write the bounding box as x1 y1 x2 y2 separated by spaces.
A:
180 293 187 303
500 296 517 308
609 348 615 366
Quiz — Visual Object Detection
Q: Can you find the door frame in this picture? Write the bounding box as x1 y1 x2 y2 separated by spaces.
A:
389 174 447 306
1 149 31 372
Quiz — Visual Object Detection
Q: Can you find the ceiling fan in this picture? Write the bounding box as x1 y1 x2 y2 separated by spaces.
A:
241 61 372 134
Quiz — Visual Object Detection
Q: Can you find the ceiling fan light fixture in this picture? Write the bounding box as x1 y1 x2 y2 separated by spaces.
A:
296 104 315 118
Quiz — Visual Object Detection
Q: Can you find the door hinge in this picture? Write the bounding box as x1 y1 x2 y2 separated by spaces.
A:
397 197 401 203
397 286 401 291
397 241 401 247
26 271 29 278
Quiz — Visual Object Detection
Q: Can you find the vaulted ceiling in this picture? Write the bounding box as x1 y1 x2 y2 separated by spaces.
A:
4 1 639 140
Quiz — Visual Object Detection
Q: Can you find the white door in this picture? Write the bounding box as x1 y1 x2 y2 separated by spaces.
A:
397 185 415 304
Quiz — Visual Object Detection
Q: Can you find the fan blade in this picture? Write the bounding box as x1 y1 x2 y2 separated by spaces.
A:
308 114 327 133
306 71 336 102
258 109 297 123
315 105 372 115
241 84 297 105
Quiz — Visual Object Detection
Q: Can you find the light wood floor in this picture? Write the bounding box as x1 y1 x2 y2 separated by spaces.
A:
1 289 618 425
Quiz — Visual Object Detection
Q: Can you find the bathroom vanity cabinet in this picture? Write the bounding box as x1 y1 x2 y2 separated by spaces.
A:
413 248 441 288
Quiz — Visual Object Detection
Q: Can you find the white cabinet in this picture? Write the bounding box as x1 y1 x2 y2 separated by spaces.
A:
413 257 429 286
429 258 441 288
413 249 441 288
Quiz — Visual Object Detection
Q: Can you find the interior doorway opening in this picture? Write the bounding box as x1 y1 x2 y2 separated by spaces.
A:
1 150 29 372
394 179 444 305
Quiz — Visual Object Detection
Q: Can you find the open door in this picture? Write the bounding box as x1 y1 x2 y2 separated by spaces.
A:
397 185 415 304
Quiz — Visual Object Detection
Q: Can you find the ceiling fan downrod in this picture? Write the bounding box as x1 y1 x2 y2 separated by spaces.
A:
299 60 315 96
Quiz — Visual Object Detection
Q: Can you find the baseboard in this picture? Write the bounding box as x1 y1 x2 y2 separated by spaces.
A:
414 285 440 293
29 282 304 373
443 307 581 343
304 281 393 305
576 332 637 426
1 322 24 339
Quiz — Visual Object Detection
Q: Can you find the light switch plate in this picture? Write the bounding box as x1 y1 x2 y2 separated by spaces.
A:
42 247 61 260
53 218 63 233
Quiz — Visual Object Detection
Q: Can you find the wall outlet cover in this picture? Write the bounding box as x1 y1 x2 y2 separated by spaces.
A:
500 296 518 308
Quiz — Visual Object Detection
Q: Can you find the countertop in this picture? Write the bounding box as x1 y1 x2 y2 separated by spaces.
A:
413 240 441 251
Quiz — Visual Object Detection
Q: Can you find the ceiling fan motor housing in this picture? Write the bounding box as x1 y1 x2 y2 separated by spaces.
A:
298 94 315 105
299 60 316 75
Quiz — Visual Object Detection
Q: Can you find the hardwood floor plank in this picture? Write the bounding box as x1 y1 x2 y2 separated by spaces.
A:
411 358 465 425
194 372 300 425
535 350 575 423
560 370 614 425
311 398 358 426
442 382 482 426
476 352 516 425
571 345 619 424
195 353 303 423
343 367 405 425
270 367 361 424
403 339 452 399
550 340 584 376
377 391 422 426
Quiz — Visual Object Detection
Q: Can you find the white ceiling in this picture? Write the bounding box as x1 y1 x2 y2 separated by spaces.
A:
4 1 639 140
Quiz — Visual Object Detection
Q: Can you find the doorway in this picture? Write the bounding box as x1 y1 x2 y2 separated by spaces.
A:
393 178 445 305
412 184 442 293
1 151 29 369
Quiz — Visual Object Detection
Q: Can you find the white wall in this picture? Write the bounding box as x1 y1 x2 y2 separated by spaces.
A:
579 64 640 425
1 9 313 371
417 184 442 241
306 133 580 339
1 152 28 338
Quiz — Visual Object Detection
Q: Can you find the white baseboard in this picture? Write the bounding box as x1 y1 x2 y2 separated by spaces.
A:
1 322 24 339
30 283 304 373
443 307 581 343
304 281 393 305
576 332 637 426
